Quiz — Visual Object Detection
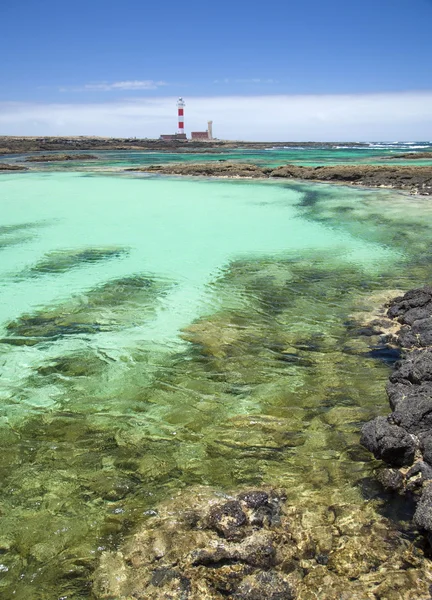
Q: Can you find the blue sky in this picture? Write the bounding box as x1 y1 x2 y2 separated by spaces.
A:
1 0 432 139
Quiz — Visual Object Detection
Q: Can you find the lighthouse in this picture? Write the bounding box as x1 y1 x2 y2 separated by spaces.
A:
177 97 185 134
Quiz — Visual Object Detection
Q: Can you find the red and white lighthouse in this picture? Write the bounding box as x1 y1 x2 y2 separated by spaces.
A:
177 97 185 134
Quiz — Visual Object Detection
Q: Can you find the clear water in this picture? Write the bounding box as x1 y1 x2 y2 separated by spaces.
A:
6 141 432 172
1 167 432 598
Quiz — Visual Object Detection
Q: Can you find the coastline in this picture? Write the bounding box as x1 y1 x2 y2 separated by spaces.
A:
361 287 432 545
0 136 373 155
128 162 432 196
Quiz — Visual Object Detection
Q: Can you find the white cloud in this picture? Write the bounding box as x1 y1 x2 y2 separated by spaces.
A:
1 92 432 141
60 80 168 92
214 78 278 84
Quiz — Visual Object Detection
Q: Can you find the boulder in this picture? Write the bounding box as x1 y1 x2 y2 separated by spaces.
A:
414 484 432 532
360 416 417 467
389 350 432 385
392 395 432 434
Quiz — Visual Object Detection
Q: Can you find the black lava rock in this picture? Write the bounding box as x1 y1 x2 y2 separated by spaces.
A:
390 350 432 385
376 468 405 491
233 571 295 600
208 500 247 540
414 484 432 532
420 434 432 466
360 416 417 467
387 287 432 320
392 395 432 434
237 491 269 509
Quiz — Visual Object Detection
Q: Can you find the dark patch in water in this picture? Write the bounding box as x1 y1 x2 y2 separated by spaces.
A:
0 221 47 235
367 345 401 365
0 234 34 250
298 190 320 208
36 353 110 377
3 274 171 345
26 246 129 276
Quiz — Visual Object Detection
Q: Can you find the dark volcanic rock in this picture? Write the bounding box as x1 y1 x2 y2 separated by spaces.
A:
387 287 432 320
376 468 405 491
360 416 417 466
387 152 432 160
406 461 432 483
127 162 432 195
390 350 432 385
387 381 432 412
399 319 432 349
233 571 295 600
421 434 432 466
130 162 270 178
361 285 432 546
270 164 432 195
414 484 432 532
0 163 27 171
392 395 432 434
237 490 269 509
207 500 248 540
25 153 99 162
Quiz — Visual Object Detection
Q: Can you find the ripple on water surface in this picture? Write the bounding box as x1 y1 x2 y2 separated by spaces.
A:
0 172 432 598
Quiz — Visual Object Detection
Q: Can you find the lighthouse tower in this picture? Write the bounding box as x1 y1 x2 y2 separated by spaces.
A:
177 97 185 135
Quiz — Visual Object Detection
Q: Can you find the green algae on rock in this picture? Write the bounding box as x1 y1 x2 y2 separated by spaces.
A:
0 221 50 251
23 246 129 276
3 274 172 345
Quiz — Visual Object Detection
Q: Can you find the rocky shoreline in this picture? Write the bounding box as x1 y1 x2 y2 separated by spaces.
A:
361 286 432 545
130 162 432 195
0 136 369 155
0 163 27 171
24 153 99 162
387 152 432 160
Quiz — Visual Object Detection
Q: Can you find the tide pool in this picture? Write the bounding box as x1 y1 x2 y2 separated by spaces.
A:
0 171 432 598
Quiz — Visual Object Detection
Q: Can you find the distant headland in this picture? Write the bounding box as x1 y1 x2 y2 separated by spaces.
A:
0 136 372 155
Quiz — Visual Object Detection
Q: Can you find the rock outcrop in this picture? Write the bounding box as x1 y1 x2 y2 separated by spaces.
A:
135 162 271 178
270 164 432 195
129 162 432 195
0 163 27 171
386 153 432 160
25 153 99 162
361 286 432 543
0 136 369 155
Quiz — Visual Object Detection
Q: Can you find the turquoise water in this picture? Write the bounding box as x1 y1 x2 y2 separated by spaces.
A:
1 169 432 598
6 142 432 172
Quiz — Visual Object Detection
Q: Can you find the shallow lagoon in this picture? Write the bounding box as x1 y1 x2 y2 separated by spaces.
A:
1 171 432 598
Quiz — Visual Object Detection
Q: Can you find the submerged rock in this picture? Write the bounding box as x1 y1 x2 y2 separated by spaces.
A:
24 246 129 275
92 486 432 599
0 162 27 170
3 274 171 345
25 153 99 162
